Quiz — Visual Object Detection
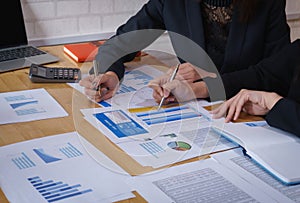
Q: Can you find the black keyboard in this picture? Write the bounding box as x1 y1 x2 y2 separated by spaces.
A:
0 46 46 62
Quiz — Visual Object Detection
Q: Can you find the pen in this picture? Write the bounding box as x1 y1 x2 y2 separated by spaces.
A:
93 59 99 76
92 60 100 91
157 63 180 111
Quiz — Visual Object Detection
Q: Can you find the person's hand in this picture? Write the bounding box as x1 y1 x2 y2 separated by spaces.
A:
148 73 173 104
148 63 215 104
148 78 209 104
211 89 283 122
79 71 119 102
168 62 217 82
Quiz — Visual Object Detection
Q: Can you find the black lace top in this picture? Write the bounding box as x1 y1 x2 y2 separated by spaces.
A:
201 0 234 70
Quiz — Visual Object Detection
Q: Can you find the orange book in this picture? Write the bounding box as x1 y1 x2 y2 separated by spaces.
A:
63 40 105 62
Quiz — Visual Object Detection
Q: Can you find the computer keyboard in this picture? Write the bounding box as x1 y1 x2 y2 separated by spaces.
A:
0 46 46 62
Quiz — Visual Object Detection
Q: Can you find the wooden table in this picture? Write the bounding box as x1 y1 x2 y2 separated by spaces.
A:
0 45 212 203
0 45 263 202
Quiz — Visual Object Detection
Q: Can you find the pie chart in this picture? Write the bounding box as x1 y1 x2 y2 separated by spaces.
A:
167 141 191 151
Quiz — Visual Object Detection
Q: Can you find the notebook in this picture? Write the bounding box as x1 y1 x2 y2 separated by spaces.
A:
0 0 59 73
213 122 300 185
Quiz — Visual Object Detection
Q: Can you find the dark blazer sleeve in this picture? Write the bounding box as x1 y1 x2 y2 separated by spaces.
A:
265 98 300 137
96 0 166 80
221 0 291 98
221 40 300 98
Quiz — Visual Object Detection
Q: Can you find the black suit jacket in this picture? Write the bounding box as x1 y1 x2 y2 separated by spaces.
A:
229 39 300 136
97 0 290 98
263 40 300 136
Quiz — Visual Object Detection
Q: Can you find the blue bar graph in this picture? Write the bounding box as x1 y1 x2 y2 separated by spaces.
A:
10 100 38 109
143 112 200 125
15 108 46 116
59 143 83 158
11 152 36 169
117 85 136 93
116 69 154 94
140 141 164 157
28 176 93 202
134 105 201 125
135 106 189 117
4 94 33 102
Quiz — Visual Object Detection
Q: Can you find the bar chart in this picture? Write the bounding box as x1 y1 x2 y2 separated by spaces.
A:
33 142 83 164
11 152 36 169
133 105 201 125
28 176 93 202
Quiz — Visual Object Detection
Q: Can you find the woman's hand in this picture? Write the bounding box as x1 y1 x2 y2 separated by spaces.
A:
148 63 216 104
211 89 283 122
168 62 217 82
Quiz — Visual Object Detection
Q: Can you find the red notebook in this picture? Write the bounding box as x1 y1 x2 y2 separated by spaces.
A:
63 41 105 62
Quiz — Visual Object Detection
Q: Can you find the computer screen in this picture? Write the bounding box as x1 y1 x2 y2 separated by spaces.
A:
0 0 28 49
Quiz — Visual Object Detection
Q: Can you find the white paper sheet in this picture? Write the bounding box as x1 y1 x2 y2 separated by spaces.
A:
81 106 238 168
0 132 134 203
68 65 164 108
0 88 68 124
212 149 300 203
129 158 274 203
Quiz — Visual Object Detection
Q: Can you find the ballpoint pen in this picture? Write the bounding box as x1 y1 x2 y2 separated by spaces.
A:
157 63 180 111
92 60 100 91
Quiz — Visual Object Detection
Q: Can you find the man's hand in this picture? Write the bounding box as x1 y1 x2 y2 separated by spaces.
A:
79 71 119 102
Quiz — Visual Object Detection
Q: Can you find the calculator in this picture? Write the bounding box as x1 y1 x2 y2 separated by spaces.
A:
29 63 81 83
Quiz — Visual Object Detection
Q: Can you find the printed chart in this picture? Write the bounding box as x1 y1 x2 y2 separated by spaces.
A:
28 176 92 203
131 105 201 125
93 110 148 138
0 88 68 124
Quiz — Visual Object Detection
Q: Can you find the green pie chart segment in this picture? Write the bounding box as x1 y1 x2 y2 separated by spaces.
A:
167 141 191 151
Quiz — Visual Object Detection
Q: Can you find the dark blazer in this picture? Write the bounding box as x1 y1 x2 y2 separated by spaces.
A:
229 39 300 136
264 40 300 136
98 0 290 98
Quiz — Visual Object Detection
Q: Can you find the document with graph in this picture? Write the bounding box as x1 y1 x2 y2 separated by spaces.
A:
0 88 68 124
68 65 164 108
0 132 134 203
81 105 237 168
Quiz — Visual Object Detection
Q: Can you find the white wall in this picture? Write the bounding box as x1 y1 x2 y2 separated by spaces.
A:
22 0 148 45
21 0 300 46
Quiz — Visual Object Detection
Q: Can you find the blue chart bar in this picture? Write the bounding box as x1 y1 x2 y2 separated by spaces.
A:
140 141 164 158
135 106 189 117
27 176 93 203
10 100 38 109
11 152 36 169
4 95 33 102
98 101 111 107
118 85 136 94
15 108 46 116
59 143 83 158
143 112 200 125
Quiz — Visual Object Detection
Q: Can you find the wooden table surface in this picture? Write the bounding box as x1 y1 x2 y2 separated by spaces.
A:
0 45 262 203
0 45 212 203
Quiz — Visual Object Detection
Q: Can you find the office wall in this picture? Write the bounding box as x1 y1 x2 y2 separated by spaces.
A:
22 0 148 45
286 0 300 42
22 0 300 46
